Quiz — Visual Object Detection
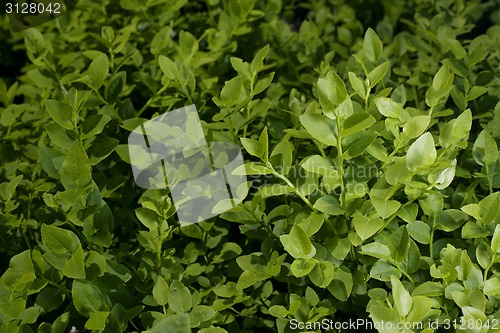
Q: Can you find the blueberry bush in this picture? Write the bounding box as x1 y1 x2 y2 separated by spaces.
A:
2 0 500 332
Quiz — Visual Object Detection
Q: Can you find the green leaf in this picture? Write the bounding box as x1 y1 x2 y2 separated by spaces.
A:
271 137 293 175
316 72 347 118
313 195 344 216
80 114 111 139
299 112 338 146
363 28 383 61
86 311 109 331
402 115 430 139
476 242 493 269
468 86 488 101
341 113 376 137
219 76 242 107
425 64 454 107
406 221 431 244
348 72 366 99
105 71 126 104
190 305 216 327
342 130 377 158
296 212 325 236
478 192 500 225
291 258 317 277
269 305 289 318
159 55 179 80
370 198 401 219
491 225 500 253
233 162 273 175
452 109 472 141
62 245 86 279
88 54 109 90
309 261 335 288
368 61 390 88
472 130 498 166
88 136 119 165
153 276 169 306
254 72 274 94
59 141 92 188
240 137 262 158
35 287 64 314
375 97 402 119
392 227 410 262
72 280 107 317
230 57 251 81
258 127 269 163
250 44 270 73
352 212 384 241
45 100 74 130
41 224 79 254
406 132 437 171
360 242 391 260
237 270 257 290
169 280 192 313
149 314 191 333
391 275 412 317
280 225 316 259
301 155 334 174
484 278 500 297
327 266 353 301
412 282 445 297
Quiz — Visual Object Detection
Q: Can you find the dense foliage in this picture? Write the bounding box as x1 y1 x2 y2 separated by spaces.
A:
2 0 500 332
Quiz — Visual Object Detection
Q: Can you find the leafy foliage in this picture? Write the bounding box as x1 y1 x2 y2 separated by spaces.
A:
2 0 500 332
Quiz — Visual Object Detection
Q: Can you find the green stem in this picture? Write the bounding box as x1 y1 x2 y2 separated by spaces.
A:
270 165 315 210
485 164 494 195
40 275 71 295
395 261 415 283
137 83 170 117
429 213 436 258
484 254 496 281
335 116 346 213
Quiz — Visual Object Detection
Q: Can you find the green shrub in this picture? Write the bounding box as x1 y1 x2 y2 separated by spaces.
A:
1 0 500 332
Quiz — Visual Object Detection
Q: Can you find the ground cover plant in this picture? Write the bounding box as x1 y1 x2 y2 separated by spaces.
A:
2 0 500 332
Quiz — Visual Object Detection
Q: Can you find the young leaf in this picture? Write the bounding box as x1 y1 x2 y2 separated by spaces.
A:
153 276 169 306
472 130 498 166
72 280 107 317
299 112 338 146
353 212 384 241
375 97 402 119
390 275 412 317
348 72 367 99
368 61 390 88
158 55 179 80
363 28 383 61
169 280 192 313
406 132 437 171
45 100 74 130
316 72 347 118
280 225 316 259
402 115 430 139
41 224 79 255
219 76 242 106
59 141 92 188
88 54 109 90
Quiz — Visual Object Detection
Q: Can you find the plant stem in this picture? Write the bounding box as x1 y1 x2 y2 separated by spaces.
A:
270 165 315 210
335 116 346 213
485 164 494 195
429 213 436 258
